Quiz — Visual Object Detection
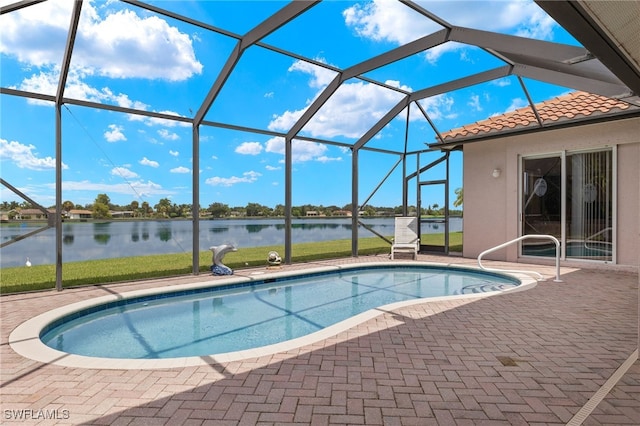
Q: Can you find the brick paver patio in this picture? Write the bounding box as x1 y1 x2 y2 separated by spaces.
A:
1 254 638 425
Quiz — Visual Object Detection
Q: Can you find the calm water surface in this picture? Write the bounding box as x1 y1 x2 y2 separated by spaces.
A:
1 217 462 268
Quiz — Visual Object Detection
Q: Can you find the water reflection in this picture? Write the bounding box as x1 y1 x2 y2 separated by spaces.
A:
93 222 111 245
63 223 74 245
246 224 271 233
156 223 172 242
142 222 149 241
0 218 462 267
209 227 228 234
131 222 139 242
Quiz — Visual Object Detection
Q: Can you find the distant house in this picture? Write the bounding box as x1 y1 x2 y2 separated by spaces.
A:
306 211 319 217
110 211 134 219
333 210 352 217
67 209 92 220
16 208 53 220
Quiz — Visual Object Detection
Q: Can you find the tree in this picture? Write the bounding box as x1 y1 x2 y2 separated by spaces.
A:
362 205 376 216
453 187 463 208
177 203 191 217
62 200 74 213
92 203 111 219
92 194 112 219
154 198 173 217
95 193 111 208
245 202 264 217
208 202 230 218
273 204 285 217
141 201 151 217
129 200 139 217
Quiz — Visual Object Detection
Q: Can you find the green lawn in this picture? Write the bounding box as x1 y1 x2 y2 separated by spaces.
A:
0 233 462 294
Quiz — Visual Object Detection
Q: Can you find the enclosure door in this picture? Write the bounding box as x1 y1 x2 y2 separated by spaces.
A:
521 150 614 261
418 182 448 254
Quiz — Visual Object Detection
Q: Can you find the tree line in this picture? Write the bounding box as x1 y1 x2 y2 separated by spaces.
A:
2 190 463 220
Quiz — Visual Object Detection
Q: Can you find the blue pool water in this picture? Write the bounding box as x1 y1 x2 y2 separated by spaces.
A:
41 265 519 359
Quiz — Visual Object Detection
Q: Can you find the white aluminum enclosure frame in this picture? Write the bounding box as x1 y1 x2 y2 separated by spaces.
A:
1 0 638 292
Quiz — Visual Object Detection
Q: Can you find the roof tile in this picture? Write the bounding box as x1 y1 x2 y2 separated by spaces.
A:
439 91 636 142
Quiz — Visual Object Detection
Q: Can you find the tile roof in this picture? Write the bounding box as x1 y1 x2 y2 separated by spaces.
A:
439 91 638 142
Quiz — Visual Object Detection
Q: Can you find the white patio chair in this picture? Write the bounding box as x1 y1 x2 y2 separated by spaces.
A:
391 216 419 260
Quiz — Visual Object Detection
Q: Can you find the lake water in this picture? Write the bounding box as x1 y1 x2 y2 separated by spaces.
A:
0 217 462 268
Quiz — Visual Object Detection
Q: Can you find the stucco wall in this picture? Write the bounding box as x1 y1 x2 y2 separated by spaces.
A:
462 116 639 267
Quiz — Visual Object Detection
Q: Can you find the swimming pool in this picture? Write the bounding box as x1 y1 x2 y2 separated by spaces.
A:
11 262 535 369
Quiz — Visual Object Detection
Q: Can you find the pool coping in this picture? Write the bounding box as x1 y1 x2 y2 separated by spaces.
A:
8 261 538 370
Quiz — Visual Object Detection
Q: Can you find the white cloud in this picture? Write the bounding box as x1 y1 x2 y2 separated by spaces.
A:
235 142 264 155
139 157 159 168
3 3 203 115
0 138 68 170
502 1 556 40
343 0 439 45
158 129 180 140
104 124 126 142
265 137 330 163
492 78 512 87
54 179 172 198
111 166 138 179
316 156 342 163
343 0 558 63
170 166 190 174
205 171 262 187
0 1 202 81
169 150 179 156
12 69 151 107
0 1 72 67
467 94 482 111
288 60 337 89
265 165 281 171
492 97 530 116
269 61 406 139
143 111 191 128
415 94 456 121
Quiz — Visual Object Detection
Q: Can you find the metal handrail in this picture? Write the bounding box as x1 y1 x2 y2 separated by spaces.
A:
478 234 562 282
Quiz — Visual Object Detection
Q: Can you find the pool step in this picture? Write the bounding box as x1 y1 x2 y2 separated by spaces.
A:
456 282 516 294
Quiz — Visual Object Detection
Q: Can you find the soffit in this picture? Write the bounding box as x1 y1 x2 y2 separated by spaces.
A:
535 0 640 102
581 0 640 72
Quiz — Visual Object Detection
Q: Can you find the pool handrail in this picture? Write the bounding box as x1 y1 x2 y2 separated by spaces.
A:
478 234 562 283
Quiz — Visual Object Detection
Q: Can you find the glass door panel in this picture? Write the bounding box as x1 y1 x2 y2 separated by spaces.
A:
566 151 612 260
522 156 562 256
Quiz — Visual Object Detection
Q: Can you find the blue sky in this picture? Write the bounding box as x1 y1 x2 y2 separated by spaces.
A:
0 0 580 210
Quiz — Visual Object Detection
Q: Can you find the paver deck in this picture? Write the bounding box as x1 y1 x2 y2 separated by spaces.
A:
1 254 638 425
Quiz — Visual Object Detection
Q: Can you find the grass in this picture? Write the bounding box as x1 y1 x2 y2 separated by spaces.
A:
0 233 462 294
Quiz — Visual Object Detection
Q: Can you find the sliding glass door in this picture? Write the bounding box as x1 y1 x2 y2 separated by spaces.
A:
521 149 614 262
522 156 562 256
566 150 613 260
